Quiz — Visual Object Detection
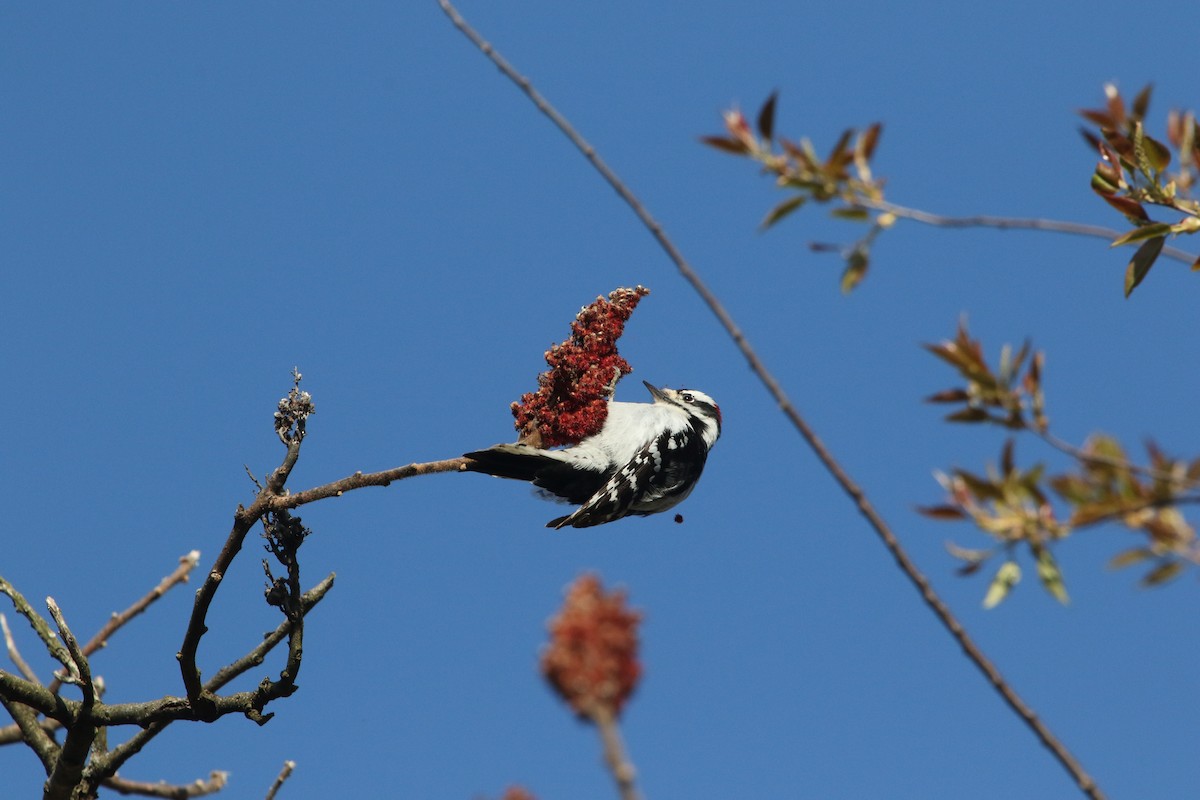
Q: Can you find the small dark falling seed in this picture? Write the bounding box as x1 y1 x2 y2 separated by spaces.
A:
674 514 684 524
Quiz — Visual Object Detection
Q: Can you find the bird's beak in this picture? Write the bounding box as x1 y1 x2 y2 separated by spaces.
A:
642 381 671 402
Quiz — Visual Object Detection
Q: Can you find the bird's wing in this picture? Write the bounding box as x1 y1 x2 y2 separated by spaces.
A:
548 428 711 529
547 435 665 528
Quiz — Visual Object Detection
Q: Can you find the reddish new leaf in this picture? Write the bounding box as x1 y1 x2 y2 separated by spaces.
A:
756 91 778 142
1130 84 1153 121
925 388 971 404
1099 193 1149 221
700 135 750 155
917 505 967 520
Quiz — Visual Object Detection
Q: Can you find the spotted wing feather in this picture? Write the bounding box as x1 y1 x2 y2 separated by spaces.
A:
548 429 706 529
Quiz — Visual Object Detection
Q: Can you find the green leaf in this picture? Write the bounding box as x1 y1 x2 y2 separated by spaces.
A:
1091 171 1120 195
840 249 869 294
1086 434 1128 463
1035 549 1070 604
945 540 992 562
1143 134 1172 174
759 195 806 230
956 468 1004 501
1111 222 1173 247
1108 547 1155 570
1124 235 1166 298
983 561 1021 609
830 207 871 221
1131 121 1170 176
1048 474 1087 503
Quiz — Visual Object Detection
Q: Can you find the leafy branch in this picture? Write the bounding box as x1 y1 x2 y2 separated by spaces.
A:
703 89 1199 295
921 320 1200 605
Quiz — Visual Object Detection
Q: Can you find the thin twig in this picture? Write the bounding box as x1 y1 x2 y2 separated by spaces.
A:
102 770 228 798
89 574 334 783
245 464 264 492
264 760 296 800
178 443 458 704
270 457 470 511
590 707 640 800
0 553 202 754
45 598 93 704
0 692 58 772
178 436 306 708
1036 428 1200 488
1 614 40 684
0 715 60 746
862 198 1197 265
0 577 72 671
437 3 1107 798
45 597 99 800
46 551 201 696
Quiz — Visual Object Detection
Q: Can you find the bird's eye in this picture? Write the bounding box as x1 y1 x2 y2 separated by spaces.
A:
681 393 694 403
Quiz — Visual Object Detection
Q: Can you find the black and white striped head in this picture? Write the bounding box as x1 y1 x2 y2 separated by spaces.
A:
643 381 722 449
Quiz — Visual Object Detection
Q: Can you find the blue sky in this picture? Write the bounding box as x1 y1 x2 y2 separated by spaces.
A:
2 2 1198 798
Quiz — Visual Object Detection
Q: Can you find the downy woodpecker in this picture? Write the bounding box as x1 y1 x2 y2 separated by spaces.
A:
464 381 721 528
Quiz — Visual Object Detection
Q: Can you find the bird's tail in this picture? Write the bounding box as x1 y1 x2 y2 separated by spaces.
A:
462 443 567 482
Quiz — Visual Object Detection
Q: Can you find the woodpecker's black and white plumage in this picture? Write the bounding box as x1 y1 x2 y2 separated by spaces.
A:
464 381 722 529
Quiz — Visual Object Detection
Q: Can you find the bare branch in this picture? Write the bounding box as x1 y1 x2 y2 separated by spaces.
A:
44 598 99 800
590 706 640 800
0 692 58 772
0 668 72 722
89 574 334 783
46 598 94 706
46 552 201 696
437 4 1107 798
0 577 72 671
0 714 60 747
178 508 259 708
175 368 460 736
264 760 296 800
1 613 40 684
102 770 228 798
245 465 264 492
270 457 469 511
